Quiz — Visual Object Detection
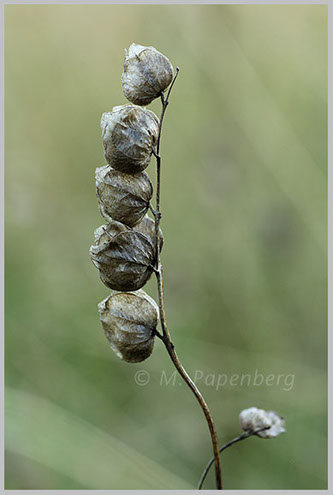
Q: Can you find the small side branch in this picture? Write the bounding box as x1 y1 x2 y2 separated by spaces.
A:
149 203 161 221
197 427 271 490
165 66 180 103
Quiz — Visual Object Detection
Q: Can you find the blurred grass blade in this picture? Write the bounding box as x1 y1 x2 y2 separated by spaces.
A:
5 387 192 489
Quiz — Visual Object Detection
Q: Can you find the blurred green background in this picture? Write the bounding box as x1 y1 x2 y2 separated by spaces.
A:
5 4 327 490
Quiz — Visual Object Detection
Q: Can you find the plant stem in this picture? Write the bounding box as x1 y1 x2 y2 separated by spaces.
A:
197 427 271 490
153 68 222 490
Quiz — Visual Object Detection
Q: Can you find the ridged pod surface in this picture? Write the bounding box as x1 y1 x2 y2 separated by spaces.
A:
98 289 159 363
101 104 159 174
90 216 163 291
122 43 174 106
96 165 153 227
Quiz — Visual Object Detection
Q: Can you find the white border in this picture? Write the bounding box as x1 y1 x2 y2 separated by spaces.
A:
1 1 329 494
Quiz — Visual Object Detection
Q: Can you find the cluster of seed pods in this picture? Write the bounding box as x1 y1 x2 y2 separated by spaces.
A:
90 44 174 363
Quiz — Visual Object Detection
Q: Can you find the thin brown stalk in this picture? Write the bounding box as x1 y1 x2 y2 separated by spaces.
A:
152 68 223 490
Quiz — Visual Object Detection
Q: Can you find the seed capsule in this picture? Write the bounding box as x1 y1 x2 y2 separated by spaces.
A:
98 289 159 363
121 43 174 106
134 214 164 251
96 165 153 227
90 216 163 291
101 104 159 174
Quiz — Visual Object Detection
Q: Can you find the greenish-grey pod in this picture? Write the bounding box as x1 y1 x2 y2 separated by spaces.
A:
98 289 159 363
121 43 174 106
96 165 153 227
101 104 159 174
90 216 163 291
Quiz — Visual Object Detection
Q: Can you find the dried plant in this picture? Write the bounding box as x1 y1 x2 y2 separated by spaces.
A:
90 43 286 490
198 407 285 489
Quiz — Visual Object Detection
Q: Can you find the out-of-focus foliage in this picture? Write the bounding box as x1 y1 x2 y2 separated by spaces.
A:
5 5 327 489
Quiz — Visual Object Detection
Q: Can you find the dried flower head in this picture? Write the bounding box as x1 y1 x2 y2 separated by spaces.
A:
239 407 286 438
90 216 163 292
96 165 153 227
121 43 174 106
98 289 159 363
101 104 159 174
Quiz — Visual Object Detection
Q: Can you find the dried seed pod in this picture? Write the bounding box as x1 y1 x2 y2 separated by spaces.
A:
101 105 159 174
98 289 159 363
92 219 127 245
121 43 174 106
239 407 286 438
90 216 163 291
134 214 164 251
95 165 153 227
92 215 163 250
